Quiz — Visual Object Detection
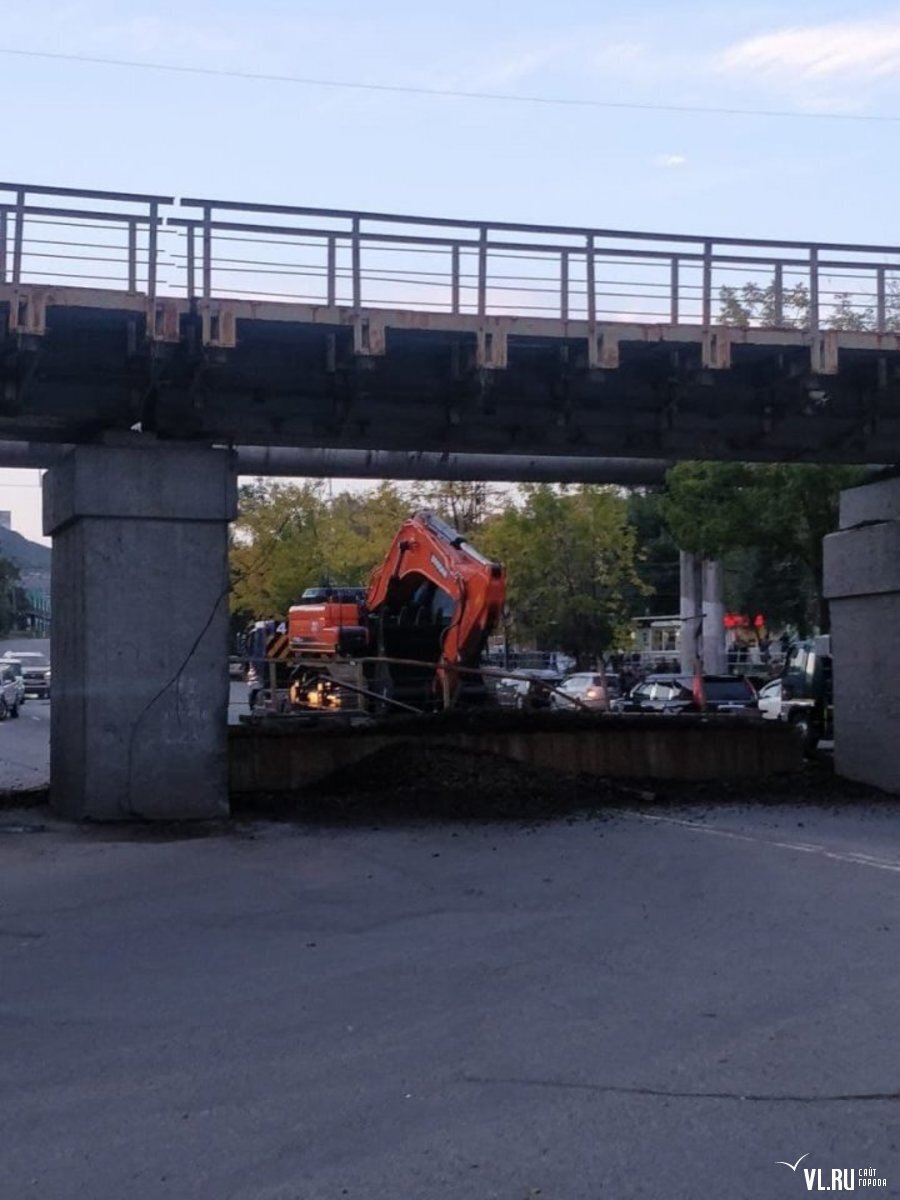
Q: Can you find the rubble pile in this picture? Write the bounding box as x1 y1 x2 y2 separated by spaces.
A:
233 744 892 825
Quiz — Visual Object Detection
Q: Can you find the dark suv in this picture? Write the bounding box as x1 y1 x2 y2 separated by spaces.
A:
620 673 757 714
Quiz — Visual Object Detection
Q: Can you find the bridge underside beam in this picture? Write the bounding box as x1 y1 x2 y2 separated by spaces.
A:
1 290 899 464
44 444 237 820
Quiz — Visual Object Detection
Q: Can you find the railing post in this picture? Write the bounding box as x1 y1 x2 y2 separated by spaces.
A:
12 188 25 285
586 234 596 325
773 263 784 327
147 203 158 302
477 226 488 318
351 217 361 309
877 266 887 334
327 236 337 307
702 240 713 326
809 246 819 338
127 220 138 292
451 243 461 315
560 249 570 321
202 204 213 300
186 224 196 300
670 256 679 324
0 209 7 285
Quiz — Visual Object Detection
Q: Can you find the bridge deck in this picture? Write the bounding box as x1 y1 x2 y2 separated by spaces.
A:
1 181 899 462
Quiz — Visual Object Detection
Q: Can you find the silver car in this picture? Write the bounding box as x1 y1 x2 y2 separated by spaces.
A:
550 672 619 712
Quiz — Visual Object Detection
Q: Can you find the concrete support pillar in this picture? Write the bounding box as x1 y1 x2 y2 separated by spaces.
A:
43 444 237 819
679 550 703 675
702 559 727 675
679 553 726 675
824 475 900 793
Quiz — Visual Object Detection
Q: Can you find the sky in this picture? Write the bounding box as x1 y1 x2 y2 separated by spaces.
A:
5 0 900 541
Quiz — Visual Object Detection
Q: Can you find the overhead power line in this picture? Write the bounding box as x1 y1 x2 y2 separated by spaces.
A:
2 46 900 125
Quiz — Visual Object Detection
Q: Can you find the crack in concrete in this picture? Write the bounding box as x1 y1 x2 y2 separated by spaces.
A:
461 1074 900 1103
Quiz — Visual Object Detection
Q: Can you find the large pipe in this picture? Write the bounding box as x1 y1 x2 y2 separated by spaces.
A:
231 447 673 485
0 440 673 485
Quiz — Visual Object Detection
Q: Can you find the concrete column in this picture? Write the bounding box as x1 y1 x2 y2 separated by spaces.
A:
824 474 900 794
679 550 703 674
43 444 237 820
701 559 727 675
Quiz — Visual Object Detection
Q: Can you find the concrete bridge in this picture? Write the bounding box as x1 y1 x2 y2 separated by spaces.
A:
0 181 896 815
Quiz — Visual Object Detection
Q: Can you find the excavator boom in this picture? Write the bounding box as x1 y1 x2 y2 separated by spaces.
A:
366 511 506 702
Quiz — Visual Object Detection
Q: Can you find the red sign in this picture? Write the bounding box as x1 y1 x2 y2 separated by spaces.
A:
724 613 766 630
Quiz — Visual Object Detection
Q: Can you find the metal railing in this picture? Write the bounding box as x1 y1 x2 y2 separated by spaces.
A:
0 182 172 300
4 182 900 332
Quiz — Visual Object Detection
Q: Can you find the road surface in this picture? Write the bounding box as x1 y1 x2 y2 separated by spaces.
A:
2 799 900 1199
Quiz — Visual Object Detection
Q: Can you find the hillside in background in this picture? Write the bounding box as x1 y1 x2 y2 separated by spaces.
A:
0 525 50 572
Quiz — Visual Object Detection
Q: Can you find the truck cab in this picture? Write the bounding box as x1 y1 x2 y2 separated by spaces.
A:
780 635 833 751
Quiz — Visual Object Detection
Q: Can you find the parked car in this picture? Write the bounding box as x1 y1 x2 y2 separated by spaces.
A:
3 651 51 699
620 673 758 715
496 670 562 710
756 678 783 721
550 672 620 712
0 662 23 717
0 660 26 712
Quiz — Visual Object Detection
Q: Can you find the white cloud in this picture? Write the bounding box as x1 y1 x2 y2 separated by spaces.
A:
717 16 900 81
655 154 687 168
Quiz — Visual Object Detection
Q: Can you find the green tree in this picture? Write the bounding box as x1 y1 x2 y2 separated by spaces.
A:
0 557 23 636
827 292 873 331
480 485 647 664
417 481 499 534
625 489 680 617
230 480 425 618
718 281 809 328
660 462 867 633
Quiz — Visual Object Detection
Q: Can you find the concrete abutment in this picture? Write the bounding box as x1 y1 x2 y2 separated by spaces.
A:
44 444 237 819
824 474 900 794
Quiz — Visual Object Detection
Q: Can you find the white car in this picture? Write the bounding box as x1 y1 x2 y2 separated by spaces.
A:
757 678 783 721
0 661 23 718
3 651 50 698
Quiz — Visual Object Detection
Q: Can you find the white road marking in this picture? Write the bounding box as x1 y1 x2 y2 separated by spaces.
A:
626 811 900 875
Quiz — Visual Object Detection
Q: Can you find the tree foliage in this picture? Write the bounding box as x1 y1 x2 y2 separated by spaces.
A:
0 556 23 636
479 485 647 663
230 480 413 618
718 275 900 331
660 462 867 632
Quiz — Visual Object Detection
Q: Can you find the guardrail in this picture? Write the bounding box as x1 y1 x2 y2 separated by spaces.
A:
0 183 172 300
3 182 900 333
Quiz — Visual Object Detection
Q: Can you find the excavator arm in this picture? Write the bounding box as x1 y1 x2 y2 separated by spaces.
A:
365 511 506 703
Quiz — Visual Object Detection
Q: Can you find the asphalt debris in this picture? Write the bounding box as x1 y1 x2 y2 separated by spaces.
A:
232 744 892 826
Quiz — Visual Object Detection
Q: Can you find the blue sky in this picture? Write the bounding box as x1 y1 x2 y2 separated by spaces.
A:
6 0 900 540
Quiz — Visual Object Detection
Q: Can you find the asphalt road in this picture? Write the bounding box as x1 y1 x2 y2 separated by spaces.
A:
3 801 900 1199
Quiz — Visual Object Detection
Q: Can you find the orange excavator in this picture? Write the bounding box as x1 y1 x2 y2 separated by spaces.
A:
282 511 506 712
